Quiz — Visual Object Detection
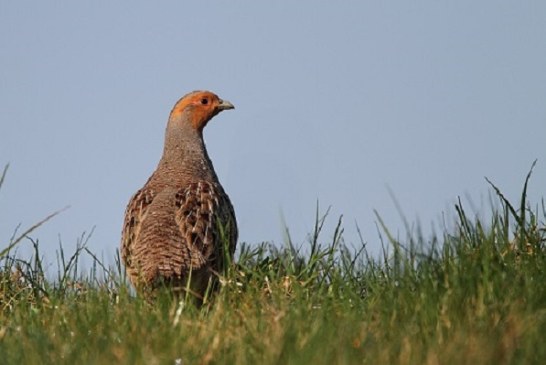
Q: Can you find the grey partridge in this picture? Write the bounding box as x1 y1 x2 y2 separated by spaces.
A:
121 90 238 299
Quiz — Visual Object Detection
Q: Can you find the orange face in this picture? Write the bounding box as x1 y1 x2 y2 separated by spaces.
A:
170 91 234 131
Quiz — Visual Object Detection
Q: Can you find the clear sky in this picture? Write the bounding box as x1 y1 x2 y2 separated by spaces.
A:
1 2 545 266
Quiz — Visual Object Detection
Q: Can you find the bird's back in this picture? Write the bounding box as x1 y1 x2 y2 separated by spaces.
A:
122 175 237 296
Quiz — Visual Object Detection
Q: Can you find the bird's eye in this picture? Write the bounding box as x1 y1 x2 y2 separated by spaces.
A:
200 98 208 105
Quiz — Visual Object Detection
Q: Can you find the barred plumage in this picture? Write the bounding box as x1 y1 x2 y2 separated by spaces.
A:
121 91 237 299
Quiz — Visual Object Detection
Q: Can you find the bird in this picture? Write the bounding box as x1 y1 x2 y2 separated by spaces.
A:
121 90 238 300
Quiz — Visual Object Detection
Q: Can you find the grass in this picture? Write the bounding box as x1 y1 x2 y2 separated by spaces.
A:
0 163 545 364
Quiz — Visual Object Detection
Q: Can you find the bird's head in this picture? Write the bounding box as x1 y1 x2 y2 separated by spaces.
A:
169 90 235 132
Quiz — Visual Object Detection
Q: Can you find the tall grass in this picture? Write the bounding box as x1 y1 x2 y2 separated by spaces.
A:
0 164 544 364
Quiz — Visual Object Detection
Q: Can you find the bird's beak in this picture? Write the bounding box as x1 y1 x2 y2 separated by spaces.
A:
217 99 235 111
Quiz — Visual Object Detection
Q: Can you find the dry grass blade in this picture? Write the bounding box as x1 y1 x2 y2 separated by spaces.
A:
0 206 70 259
0 164 69 258
0 164 9 189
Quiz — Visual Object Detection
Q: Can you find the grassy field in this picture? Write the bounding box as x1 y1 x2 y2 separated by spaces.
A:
0 165 545 365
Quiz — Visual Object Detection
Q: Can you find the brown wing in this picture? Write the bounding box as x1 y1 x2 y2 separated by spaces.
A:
174 181 238 274
121 186 156 280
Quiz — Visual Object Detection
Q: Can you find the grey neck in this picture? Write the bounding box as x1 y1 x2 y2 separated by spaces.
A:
156 113 218 183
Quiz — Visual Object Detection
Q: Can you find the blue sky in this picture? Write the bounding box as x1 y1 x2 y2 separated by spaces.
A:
1 2 545 266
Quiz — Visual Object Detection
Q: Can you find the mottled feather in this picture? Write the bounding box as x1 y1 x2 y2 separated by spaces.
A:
121 90 237 298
